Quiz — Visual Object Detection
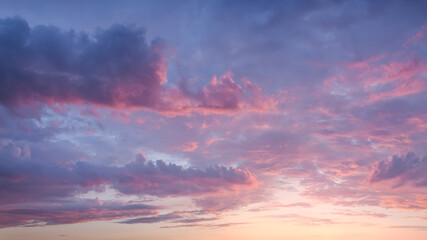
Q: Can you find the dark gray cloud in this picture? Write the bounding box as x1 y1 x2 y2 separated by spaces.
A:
0 140 255 228
0 142 255 204
0 17 171 110
0 17 268 113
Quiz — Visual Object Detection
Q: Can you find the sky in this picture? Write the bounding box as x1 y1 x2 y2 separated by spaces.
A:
0 0 426 239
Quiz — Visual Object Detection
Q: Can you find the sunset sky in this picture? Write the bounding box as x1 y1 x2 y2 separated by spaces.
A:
0 0 426 239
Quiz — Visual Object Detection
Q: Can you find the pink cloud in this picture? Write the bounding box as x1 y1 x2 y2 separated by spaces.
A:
0 141 257 205
370 152 427 187
182 142 199 152
403 25 427 48
0 18 281 116
0 199 158 228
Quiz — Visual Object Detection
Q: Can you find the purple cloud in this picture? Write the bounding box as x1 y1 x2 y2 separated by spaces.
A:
0 199 158 228
120 212 181 224
0 142 255 205
0 17 175 110
0 1 426 235
370 152 427 187
0 17 276 114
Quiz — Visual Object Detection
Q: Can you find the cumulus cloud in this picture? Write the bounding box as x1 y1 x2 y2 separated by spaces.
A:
113 154 256 196
0 143 256 204
183 72 243 110
0 141 256 228
0 17 179 110
370 152 427 187
0 17 275 114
